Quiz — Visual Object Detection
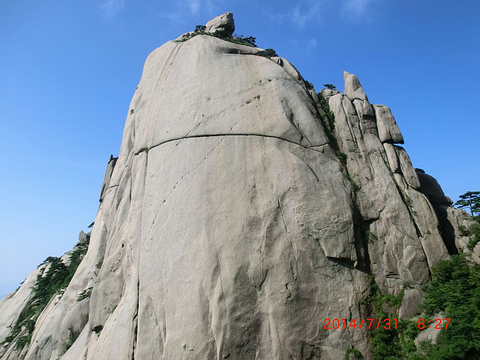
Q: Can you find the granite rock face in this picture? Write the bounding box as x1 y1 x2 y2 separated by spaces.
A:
205 12 235 36
0 13 470 360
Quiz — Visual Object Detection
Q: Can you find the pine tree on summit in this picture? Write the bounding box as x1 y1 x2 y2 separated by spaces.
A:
455 191 480 215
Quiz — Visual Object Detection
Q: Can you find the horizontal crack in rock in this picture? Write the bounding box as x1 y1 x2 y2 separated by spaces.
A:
135 133 328 155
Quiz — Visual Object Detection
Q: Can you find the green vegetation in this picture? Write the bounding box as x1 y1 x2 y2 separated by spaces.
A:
365 277 417 360
232 34 256 47
455 191 480 215
317 92 335 131
462 223 480 250
316 91 339 155
76 287 93 302
367 255 480 359
453 191 480 250
457 218 480 251
1 235 90 350
175 25 257 47
337 152 347 166
304 81 314 90
404 195 413 208
60 330 80 355
264 48 278 58
347 175 359 192
314 91 362 192
345 348 364 359
468 234 480 251
323 83 336 90
410 255 480 359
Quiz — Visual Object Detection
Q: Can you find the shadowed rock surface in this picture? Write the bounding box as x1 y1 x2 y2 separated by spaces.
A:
0 13 474 360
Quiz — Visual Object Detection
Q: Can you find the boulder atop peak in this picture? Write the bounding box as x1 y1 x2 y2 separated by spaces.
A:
205 12 235 36
344 70 368 101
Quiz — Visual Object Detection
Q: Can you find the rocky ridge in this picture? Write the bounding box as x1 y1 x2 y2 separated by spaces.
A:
1 13 477 360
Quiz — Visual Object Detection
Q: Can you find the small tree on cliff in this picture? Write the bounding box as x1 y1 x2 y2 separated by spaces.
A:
455 191 480 215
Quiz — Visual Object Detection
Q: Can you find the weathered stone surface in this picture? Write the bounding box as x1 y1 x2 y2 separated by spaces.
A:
343 71 368 101
415 170 470 256
0 232 97 360
205 12 235 36
415 315 442 345
374 104 404 144
352 99 377 137
445 205 480 259
383 142 399 173
0 13 464 360
131 36 328 154
320 88 340 101
399 288 424 318
329 74 450 292
0 268 41 348
278 57 303 82
395 146 420 189
99 155 118 203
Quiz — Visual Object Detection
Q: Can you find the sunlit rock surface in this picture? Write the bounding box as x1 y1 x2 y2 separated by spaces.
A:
0 13 469 360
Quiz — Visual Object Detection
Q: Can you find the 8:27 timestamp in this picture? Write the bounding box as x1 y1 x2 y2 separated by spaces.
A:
418 318 450 329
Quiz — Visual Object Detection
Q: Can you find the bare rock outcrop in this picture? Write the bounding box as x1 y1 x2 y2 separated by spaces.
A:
0 13 468 360
205 12 235 36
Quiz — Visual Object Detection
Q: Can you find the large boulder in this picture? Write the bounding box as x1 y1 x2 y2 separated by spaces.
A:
205 12 235 36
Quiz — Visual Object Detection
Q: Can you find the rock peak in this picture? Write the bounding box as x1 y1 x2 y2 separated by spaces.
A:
205 12 235 36
343 70 368 101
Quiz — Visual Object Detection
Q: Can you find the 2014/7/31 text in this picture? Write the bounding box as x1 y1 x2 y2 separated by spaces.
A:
323 318 451 330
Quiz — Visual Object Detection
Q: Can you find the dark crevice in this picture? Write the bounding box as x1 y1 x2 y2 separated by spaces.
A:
389 172 424 238
415 169 459 255
363 114 376 121
305 163 320 183
134 133 328 156
131 279 140 360
93 325 103 334
355 212 374 274
99 155 119 203
433 206 458 255
327 257 356 268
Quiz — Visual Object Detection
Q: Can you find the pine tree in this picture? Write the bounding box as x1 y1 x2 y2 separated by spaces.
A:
455 191 480 215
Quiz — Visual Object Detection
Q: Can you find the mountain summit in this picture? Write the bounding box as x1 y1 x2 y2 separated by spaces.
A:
1 13 476 360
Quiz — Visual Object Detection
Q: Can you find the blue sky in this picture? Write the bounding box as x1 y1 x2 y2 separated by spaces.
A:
1 0 479 298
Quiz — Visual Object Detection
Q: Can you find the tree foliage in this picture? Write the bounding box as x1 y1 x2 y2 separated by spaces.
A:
455 191 480 215
323 83 336 90
264 48 278 58
176 27 257 48
367 255 480 359
1 235 90 350
416 255 480 359
369 256 480 359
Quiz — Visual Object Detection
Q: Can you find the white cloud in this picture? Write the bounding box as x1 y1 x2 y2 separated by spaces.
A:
186 0 200 14
342 0 376 18
292 5 317 27
99 0 125 17
271 1 323 28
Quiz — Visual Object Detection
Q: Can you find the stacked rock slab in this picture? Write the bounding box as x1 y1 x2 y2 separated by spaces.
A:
0 13 465 360
326 71 451 318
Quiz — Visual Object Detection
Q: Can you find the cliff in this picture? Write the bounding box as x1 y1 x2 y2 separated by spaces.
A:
1 13 477 360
